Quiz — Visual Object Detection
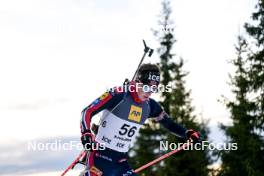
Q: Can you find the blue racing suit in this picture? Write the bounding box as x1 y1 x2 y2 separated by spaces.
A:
80 85 187 176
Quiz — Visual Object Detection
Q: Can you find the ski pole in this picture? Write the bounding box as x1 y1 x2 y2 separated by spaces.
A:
61 150 87 176
131 39 154 81
134 141 191 173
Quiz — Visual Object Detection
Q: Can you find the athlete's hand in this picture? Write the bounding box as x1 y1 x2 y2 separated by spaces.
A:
186 129 200 143
81 130 95 150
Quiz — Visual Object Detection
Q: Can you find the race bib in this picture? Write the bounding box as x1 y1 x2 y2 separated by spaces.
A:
95 110 141 152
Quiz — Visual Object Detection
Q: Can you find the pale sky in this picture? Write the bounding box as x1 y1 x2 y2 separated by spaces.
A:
0 0 256 175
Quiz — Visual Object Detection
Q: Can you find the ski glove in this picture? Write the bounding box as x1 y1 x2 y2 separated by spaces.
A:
186 129 200 143
81 130 95 150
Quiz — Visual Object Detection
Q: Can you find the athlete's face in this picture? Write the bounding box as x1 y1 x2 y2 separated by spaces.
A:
137 82 155 101
138 88 152 101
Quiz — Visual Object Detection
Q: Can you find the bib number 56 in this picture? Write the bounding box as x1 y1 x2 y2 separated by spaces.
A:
119 124 137 137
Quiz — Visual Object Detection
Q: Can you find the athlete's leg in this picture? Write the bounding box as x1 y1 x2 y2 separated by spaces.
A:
83 151 122 176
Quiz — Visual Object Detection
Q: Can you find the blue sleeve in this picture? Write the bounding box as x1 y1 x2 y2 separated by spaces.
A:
149 98 187 139
80 88 125 133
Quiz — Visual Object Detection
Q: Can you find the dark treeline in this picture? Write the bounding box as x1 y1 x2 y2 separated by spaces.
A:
129 0 264 176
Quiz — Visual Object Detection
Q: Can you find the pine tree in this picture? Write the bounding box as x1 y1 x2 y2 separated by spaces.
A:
244 0 264 131
129 120 163 176
218 1 264 175
154 1 211 175
130 1 211 175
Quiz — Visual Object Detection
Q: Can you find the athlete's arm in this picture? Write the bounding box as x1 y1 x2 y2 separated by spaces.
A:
148 98 187 138
80 88 124 134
